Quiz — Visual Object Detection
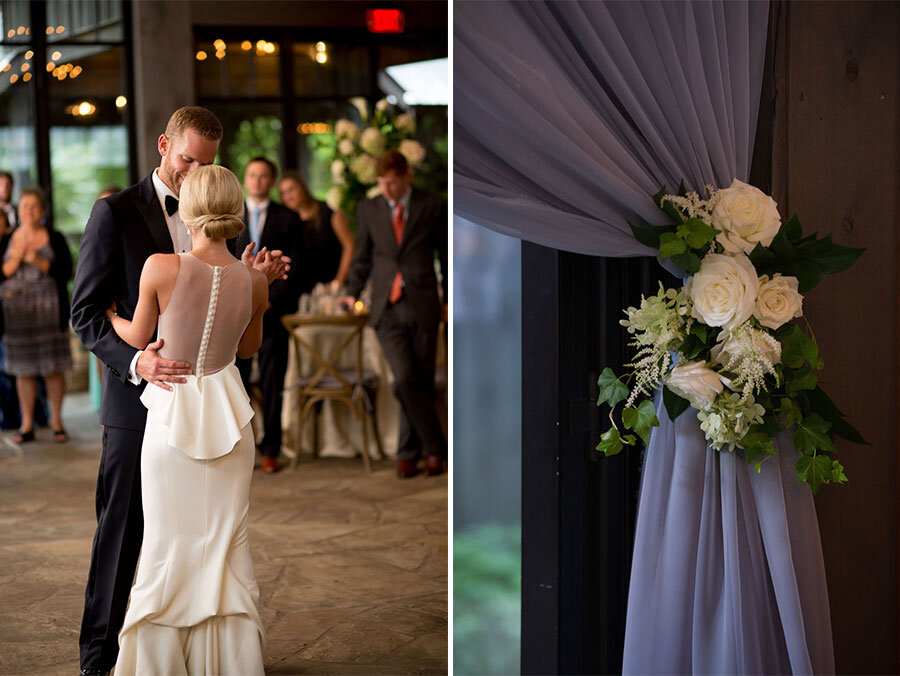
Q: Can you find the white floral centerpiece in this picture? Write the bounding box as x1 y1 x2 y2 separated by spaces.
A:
597 178 866 493
324 97 428 220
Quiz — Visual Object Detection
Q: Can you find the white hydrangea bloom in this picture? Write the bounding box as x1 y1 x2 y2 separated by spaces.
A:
698 392 766 451
338 139 356 156
350 154 378 185
399 139 427 167
359 127 386 156
395 113 416 135
334 119 360 142
325 186 344 211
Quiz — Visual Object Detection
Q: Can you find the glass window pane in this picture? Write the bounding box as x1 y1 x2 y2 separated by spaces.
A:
47 44 128 234
0 44 37 207
293 41 370 98
197 38 280 98
453 216 522 675
46 0 123 43
0 1 32 45
294 100 359 201
203 102 283 194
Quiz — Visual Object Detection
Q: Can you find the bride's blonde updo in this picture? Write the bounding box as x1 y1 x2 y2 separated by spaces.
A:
178 165 244 240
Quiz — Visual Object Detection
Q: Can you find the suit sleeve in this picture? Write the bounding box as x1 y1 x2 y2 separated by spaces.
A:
345 202 374 300
434 199 448 303
71 199 137 383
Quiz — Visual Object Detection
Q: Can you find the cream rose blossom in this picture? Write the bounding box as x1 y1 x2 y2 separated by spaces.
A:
686 253 759 330
666 361 729 410
755 274 803 330
712 178 782 254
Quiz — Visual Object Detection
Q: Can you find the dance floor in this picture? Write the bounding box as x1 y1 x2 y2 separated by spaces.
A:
0 393 448 675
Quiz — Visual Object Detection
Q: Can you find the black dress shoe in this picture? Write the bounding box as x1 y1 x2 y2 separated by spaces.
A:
425 455 444 476
397 458 419 478
80 669 110 676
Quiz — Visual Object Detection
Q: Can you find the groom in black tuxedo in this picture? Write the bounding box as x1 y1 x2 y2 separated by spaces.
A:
71 108 287 676
233 157 304 473
341 150 448 478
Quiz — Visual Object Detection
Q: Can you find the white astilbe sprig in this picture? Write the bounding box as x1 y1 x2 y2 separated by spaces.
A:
620 284 691 407
710 323 781 401
660 185 721 228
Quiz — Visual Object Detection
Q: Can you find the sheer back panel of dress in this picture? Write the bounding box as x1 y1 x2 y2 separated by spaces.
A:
157 254 252 376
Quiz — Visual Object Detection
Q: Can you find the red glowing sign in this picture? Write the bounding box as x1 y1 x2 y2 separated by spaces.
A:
366 8 405 33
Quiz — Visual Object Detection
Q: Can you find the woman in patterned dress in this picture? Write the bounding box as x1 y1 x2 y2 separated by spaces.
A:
0 187 72 443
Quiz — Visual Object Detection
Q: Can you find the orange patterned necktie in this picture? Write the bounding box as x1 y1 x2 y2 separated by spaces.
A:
389 202 405 303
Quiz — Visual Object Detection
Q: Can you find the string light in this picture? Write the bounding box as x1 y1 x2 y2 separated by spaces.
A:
196 50 208 61
116 95 127 108
296 122 333 134
6 30 14 38
16 26 25 35
1 64 9 72
213 39 225 50
22 72 31 82
24 50 33 59
9 74 18 83
316 42 326 52
56 26 64 34
20 63 29 72
45 26 53 35
241 40 251 50
315 52 327 64
46 62 55 71
51 51 61 61
216 49 225 60
70 65 82 78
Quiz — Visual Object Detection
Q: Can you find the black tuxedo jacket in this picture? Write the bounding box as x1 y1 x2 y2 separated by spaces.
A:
71 173 173 430
229 200 303 333
346 187 447 327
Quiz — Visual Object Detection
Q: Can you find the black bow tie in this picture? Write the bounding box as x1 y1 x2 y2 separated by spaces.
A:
164 195 178 217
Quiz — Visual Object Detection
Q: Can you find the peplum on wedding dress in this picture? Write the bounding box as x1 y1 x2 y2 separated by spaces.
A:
115 253 264 676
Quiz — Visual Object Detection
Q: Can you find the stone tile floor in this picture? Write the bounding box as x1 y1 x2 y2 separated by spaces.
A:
0 393 447 675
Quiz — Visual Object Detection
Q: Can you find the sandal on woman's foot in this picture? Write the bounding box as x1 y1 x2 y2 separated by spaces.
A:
12 429 34 443
52 428 69 443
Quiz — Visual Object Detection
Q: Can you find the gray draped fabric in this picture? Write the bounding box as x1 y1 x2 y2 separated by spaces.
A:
454 1 835 673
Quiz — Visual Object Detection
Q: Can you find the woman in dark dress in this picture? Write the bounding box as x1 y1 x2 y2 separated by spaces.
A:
0 187 72 443
279 171 354 292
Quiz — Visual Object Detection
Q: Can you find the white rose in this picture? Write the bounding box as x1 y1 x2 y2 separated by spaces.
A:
395 112 416 135
666 361 729 410
325 186 344 211
334 119 360 141
687 253 759 330
359 127 386 156
338 139 355 156
350 154 378 185
755 274 803 330
398 139 426 167
712 178 782 254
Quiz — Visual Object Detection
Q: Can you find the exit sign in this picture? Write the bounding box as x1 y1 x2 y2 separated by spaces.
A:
367 8 405 33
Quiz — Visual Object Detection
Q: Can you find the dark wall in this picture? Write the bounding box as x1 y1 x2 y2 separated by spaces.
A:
773 2 900 672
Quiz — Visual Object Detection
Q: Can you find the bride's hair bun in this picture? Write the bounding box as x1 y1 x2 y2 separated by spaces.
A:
178 165 245 240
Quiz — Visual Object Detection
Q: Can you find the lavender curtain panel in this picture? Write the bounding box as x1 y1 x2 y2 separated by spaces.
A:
454 1 835 673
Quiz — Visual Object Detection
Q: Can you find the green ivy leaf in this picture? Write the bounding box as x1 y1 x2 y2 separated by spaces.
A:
596 428 624 456
792 415 835 454
669 250 702 274
795 454 833 495
663 386 691 422
596 368 630 409
622 399 660 445
622 434 638 446
780 259 824 294
831 459 848 484
777 397 803 428
690 323 708 343
779 213 803 242
797 235 865 274
786 369 818 394
676 218 720 249
629 221 676 249
779 325 808 369
749 242 777 269
659 232 687 259
742 430 776 466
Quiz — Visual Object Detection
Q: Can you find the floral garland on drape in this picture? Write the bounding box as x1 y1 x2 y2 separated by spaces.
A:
597 180 866 493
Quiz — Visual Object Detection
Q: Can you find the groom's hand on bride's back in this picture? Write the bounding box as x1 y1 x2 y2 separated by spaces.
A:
136 338 193 391
240 242 290 284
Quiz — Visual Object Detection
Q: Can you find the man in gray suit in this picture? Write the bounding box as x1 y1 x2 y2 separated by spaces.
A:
342 150 447 478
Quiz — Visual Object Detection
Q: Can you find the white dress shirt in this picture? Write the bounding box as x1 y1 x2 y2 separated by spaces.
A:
386 186 412 224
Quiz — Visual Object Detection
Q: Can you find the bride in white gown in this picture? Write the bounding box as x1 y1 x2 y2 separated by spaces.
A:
106 165 269 675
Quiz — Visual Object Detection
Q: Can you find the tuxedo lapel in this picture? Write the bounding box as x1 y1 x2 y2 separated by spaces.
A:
135 175 174 254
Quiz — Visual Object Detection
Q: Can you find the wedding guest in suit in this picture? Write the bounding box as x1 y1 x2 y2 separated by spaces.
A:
0 187 72 443
72 107 288 676
0 170 16 229
340 150 448 478
233 157 304 473
279 170 355 291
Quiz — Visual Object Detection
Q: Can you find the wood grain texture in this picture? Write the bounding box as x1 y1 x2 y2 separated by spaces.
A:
774 2 900 671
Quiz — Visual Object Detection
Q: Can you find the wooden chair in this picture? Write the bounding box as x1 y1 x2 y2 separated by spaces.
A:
281 312 384 471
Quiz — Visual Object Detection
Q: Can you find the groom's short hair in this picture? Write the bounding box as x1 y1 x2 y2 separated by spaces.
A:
165 106 223 142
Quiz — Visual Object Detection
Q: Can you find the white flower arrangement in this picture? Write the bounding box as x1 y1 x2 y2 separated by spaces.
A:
320 98 430 221
597 179 866 494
